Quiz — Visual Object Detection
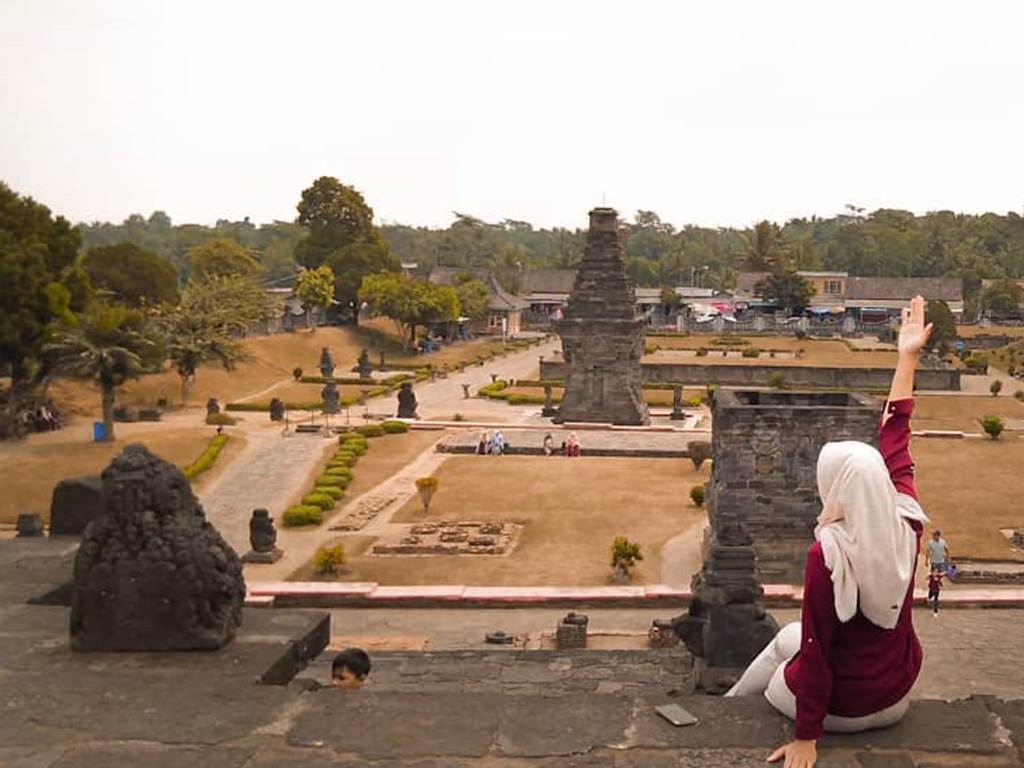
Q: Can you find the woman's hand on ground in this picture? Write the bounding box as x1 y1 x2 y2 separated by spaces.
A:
897 295 933 357
767 738 817 768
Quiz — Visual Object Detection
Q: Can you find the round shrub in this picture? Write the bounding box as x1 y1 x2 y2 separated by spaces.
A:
1014 390 1024 402
316 485 345 500
741 347 761 358
334 451 358 467
315 544 346 575
283 505 323 527
346 441 368 456
381 420 409 433
324 464 352 478
293 366 303 381
316 474 347 487
356 423 385 438
690 485 705 507
205 412 237 426
339 432 368 445
302 492 336 511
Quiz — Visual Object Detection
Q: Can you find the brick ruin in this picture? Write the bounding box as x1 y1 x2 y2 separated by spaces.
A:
554 207 649 426
707 390 880 583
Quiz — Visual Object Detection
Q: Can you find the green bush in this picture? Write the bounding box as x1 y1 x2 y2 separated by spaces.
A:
324 464 353 478
712 337 748 346
980 415 1005 440
741 347 761 358
315 543 346 574
356 423 385 438
990 380 1003 397
695 347 709 357
205 412 237 426
225 401 269 412
965 354 989 374
316 485 345 500
293 367 303 381
610 536 643 572
1014 390 1024 402
182 435 229 480
334 451 358 467
302 492 336 511
381 420 409 433
347 441 368 456
768 372 787 389
282 505 324 527
687 441 711 471
316 474 347 487
690 485 705 507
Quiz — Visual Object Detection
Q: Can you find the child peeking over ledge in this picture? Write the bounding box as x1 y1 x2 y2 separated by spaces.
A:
332 648 371 690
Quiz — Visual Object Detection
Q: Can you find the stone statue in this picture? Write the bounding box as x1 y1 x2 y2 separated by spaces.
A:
319 347 334 379
397 381 418 418
541 384 557 417
357 349 372 380
379 351 386 370
670 384 685 420
242 508 282 563
70 444 245 651
269 398 285 422
206 398 220 416
322 380 340 415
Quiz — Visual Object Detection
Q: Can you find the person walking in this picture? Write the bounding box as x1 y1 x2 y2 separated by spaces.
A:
926 530 950 573
489 430 505 456
726 296 933 768
927 566 945 616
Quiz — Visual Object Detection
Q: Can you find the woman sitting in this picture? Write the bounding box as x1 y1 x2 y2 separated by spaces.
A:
727 296 933 768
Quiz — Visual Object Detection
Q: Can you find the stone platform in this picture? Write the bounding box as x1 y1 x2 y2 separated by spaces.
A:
3 537 1024 767
438 426 702 458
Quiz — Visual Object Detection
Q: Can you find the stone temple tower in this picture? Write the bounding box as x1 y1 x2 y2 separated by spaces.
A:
554 207 650 425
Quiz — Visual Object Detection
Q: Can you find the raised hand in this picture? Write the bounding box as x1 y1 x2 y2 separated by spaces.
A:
897 295 933 357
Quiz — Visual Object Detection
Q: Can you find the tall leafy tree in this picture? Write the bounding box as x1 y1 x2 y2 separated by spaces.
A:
46 302 159 441
742 220 787 271
82 242 179 306
359 272 459 347
188 238 261 280
754 272 815 314
295 265 336 331
924 299 957 355
980 279 1023 316
0 181 83 437
158 276 270 403
453 274 491 321
294 176 398 323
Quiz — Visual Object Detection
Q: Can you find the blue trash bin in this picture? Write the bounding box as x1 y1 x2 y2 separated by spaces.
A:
92 421 105 442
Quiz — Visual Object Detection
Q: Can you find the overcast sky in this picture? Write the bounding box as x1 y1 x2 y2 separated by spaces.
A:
2 1 1022 231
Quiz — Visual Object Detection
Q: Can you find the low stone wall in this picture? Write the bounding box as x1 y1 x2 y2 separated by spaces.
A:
960 334 1014 350
540 360 960 391
953 569 1024 585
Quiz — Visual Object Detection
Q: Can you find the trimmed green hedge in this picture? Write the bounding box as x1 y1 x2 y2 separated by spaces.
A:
381 420 409 433
356 423 385 438
315 485 345 500
283 505 324 527
182 435 229 480
205 412 237 426
302 492 336 511
316 474 347 487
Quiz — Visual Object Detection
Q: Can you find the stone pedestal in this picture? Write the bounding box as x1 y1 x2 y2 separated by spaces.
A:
670 384 685 420
319 347 335 379
556 611 589 649
357 349 373 379
709 390 879 583
541 384 557 417
70 444 245 651
17 513 44 537
555 208 649 426
322 381 340 415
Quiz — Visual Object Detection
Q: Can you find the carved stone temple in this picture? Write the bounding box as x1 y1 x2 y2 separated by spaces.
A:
554 207 649 425
707 390 879 583
70 444 246 651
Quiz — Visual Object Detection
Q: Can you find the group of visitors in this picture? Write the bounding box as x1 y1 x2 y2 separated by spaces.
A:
542 432 581 457
19 402 60 434
477 430 508 455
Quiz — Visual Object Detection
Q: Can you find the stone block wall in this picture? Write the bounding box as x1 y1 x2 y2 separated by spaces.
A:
708 390 880 583
539 360 960 391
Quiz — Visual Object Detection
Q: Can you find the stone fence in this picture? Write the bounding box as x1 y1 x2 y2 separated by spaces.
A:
539 360 961 391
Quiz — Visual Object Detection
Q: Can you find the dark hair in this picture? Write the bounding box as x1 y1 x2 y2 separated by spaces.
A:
332 648 371 679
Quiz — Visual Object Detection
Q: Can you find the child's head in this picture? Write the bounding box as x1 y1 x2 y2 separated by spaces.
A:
332 648 371 690
930 565 941 575
932 530 942 541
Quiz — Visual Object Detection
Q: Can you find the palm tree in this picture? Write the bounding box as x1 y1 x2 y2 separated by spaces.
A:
742 220 787 272
46 303 157 441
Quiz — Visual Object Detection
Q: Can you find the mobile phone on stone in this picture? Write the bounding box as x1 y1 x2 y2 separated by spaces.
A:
655 703 699 727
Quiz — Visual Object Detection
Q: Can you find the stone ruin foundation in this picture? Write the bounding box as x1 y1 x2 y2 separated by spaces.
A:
708 390 879 583
70 444 246 651
673 524 779 693
371 521 518 555
556 611 589 649
555 207 649 425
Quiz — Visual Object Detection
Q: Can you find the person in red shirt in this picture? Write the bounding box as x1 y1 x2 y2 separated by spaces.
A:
726 296 933 768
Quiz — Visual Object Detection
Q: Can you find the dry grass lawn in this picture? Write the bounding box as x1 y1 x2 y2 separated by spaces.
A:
358 317 525 368
645 335 897 368
333 456 708 586
955 325 1024 338
0 426 229 524
912 395 1024 433
49 327 367 417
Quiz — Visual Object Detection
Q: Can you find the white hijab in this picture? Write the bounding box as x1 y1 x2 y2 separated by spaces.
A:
814 441 929 629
